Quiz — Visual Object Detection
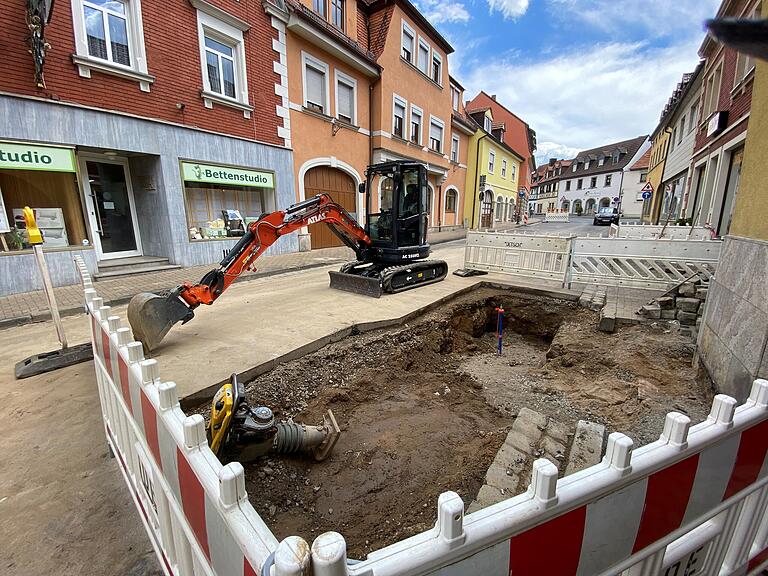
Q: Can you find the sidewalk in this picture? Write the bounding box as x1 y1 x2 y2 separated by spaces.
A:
0 228 467 327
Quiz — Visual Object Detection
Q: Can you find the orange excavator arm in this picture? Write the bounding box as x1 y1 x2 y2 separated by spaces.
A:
127 194 370 351
180 194 370 308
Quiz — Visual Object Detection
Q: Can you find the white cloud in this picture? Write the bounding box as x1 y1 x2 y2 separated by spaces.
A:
460 39 702 151
487 0 529 20
416 0 471 23
534 142 581 165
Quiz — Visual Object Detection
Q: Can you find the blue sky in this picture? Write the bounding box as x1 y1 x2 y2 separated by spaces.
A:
415 0 722 164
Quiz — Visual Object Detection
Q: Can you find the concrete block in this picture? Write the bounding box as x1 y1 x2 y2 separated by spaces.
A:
641 304 661 319
485 465 520 492
676 297 701 313
696 316 702 328
541 436 566 460
565 421 605 476
696 287 708 300
657 296 675 309
546 419 570 445
509 408 547 453
475 484 506 507
679 282 697 297
598 311 616 333
680 327 693 338
661 309 676 319
490 442 526 475
677 310 698 325
517 407 548 430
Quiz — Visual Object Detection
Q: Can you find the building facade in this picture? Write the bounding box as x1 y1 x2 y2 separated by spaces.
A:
619 148 651 219
684 0 759 236
558 136 649 216
529 159 571 215
642 128 671 222
464 109 524 229
1 0 293 295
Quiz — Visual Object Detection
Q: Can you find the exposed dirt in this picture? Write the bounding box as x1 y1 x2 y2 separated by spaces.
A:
207 287 714 559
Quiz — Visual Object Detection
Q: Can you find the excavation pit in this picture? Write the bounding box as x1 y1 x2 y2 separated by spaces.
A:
206 287 715 558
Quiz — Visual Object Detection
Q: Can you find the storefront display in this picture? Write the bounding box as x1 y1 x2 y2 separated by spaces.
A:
181 160 275 241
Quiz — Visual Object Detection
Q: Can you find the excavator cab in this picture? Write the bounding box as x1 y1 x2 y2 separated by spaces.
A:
362 161 431 264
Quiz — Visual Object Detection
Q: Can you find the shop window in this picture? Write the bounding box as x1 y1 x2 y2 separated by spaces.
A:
335 71 356 125
303 53 329 114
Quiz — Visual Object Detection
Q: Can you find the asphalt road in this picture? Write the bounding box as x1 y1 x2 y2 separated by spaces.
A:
527 215 611 237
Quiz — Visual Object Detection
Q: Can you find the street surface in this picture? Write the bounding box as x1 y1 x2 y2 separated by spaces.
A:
525 215 611 237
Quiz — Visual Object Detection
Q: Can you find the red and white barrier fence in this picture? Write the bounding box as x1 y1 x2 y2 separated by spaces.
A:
75 256 768 576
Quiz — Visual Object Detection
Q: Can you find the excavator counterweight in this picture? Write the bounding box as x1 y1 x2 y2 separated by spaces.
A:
127 161 447 352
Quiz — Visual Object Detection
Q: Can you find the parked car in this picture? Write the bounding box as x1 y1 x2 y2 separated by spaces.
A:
593 207 620 225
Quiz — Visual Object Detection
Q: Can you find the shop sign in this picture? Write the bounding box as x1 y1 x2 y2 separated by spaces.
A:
181 161 273 188
0 141 76 172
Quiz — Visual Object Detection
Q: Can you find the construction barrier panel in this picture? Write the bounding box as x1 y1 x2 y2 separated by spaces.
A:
545 211 570 223
76 256 768 576
464 231 574 285
570 237 722 290
611 223 715 241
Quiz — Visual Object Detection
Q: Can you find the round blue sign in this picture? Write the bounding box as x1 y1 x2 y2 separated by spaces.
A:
519 190 526 197
642 191 652 200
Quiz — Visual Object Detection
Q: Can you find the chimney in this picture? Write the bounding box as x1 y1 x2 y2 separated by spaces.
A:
490 94 496 101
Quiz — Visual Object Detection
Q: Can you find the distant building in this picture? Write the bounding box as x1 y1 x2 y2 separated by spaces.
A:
529 158 572 214
620 148 651 218
558 136 649 216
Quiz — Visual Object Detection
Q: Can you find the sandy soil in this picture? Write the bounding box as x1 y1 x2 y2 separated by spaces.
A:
202 287 714 559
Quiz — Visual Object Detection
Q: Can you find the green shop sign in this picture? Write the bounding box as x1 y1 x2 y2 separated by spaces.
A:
0 141 76 172
182 161 274 188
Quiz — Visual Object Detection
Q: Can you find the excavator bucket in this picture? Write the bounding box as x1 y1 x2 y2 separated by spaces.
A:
127 289 194 353
328 271 382 298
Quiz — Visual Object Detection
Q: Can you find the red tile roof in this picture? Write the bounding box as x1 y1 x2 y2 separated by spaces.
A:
630 147 652 171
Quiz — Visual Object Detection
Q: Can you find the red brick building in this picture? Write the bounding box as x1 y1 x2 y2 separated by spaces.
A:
0 0 295 295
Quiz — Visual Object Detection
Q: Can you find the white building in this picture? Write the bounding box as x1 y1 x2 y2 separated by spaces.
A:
620 148 651 218
557 136 649 215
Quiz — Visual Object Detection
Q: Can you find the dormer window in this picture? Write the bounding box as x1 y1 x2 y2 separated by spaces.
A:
585 160 590 170
483 116 492 132
598 156 605 166
571 163 577 172
612 150 620 163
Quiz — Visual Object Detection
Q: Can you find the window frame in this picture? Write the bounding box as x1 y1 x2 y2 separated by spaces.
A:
450 134 459 163
605 174 612 187
590 176 597 188
313 0 327 19
203 34 237 100
689 104 697 133
501 159 507 178
428 115 444 153
81 0 133 66
302 51 331 115
445 189 457 213
704 61 723 120
392 94 408 139
565 181 571 191
330 0 344 30
431 51 443 86
334 69 357 125
401 20 415 64
70 0 153 91
577 178 583 190
488 150 496 173
417 37 430 75
451 86 460 111
410 104 423 145
196 9 251 115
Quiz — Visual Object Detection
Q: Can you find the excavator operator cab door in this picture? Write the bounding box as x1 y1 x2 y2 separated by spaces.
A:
395 165 428 248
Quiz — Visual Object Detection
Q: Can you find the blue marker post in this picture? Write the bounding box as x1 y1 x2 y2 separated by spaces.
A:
495 306 504 355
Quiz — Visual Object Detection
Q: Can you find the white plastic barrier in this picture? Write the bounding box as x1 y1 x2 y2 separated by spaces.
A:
570 237 722 290
612 223 714 241
464 231 573 285
76 256 768 576
545 211 570 223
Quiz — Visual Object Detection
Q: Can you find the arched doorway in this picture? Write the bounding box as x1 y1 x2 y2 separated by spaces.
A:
585 198 596 214
561 198 570 213
480 190 493 228
304 166 356 248
599 197 611 208
444 187 459 226
573 199 583 215
495 196 504 222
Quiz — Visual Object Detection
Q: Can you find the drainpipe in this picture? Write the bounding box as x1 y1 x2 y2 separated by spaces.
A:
470 133 489 229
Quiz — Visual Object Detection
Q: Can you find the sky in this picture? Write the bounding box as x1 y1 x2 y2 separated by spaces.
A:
415 0 722 165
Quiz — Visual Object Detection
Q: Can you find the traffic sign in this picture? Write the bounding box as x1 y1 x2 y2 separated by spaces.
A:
519 189 526 198
640 182 654 193
613 196 620 202
642 191 652 200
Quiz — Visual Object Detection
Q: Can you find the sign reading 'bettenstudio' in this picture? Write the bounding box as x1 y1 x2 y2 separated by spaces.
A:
181 161 274 188
0 141 77 172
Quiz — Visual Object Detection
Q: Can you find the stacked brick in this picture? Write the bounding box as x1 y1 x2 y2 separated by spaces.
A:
640 279 708 338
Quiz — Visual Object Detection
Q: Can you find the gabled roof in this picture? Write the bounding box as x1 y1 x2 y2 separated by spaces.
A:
361 0 454 54
569 136 648 177
629 148 651 171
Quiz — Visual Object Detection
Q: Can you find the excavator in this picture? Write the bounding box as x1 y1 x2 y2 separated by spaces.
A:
127 161 449 351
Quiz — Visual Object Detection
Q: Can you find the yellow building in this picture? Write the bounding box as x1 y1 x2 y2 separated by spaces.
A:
463 109 524 228
642 128 671 222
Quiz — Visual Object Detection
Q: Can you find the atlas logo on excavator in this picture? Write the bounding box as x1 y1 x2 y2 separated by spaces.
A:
307 213 327 225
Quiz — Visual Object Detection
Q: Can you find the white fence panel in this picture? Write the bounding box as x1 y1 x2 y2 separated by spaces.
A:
570 237 722 289
464 231 573 284
545 211 570 223
613 224 714 241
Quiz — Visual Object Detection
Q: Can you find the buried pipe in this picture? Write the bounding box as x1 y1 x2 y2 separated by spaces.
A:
495 306 504 355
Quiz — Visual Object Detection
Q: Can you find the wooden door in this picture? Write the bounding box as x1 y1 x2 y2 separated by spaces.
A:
304 166 357 249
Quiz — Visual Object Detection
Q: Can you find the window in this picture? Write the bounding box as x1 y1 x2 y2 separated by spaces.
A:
598 157 605 166
393 96 406 138
450 134 459 162
483 116 492 132
678 117 685 143
577 179 583 190
401 21 414 63
303 53 329 114
640 172 647 182
511 164 516 179
572 163 577 172
196 10 250 114
501 159 507 178
204 35 236 99
585 160 590 170
331 0 343 29
410 105 423 144
451 86 459 111
670 129 676 153
605 174 612 186
446 189 457 213
488 151 495 173
734 2 762 85
418 39 430 75
612 150 620 163
704 62 722 119
313 0 326 18
335 70 356 124
590 176 597 188
565 181 571 191
429 117 444 152
689 104 697 132
431 52 442 85
82 0 131 65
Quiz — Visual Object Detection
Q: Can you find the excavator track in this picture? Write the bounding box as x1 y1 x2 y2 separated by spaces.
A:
380 260 448 293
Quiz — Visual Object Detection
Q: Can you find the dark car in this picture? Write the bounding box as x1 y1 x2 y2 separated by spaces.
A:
593 207 620 225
